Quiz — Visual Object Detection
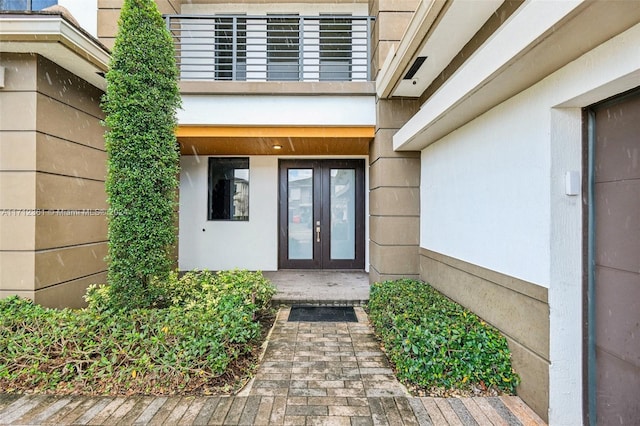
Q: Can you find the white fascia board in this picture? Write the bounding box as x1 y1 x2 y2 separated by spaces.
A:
0 16 110 89
179 95 376 127
393 0 585 151
375 0 448 98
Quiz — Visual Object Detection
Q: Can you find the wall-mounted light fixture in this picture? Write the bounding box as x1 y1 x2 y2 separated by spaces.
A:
403 56 427 80
272 144 283 150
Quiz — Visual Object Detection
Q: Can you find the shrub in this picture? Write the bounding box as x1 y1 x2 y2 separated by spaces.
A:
367 279 519 395
101 0 181 309
0 271 276 395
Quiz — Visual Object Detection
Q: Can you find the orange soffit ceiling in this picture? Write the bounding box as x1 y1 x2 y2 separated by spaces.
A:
175 126 375 139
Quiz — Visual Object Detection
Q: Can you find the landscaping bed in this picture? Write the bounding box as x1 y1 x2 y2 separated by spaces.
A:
367 279 520 397
0 270 275 396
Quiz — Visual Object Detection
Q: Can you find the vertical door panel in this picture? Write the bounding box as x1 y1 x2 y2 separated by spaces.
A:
590 89 640 425
287 169 314 260
330 169 356 260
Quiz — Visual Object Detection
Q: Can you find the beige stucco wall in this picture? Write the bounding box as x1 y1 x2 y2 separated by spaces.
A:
0 54 107 308
98 0 181 49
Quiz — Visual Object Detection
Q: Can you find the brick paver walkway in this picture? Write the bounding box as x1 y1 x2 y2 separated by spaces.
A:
0 307 546 425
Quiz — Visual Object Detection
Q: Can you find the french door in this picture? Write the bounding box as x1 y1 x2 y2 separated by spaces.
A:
279 159 365 269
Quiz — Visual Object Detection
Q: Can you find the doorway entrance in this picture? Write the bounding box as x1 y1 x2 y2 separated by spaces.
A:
278 159 365 269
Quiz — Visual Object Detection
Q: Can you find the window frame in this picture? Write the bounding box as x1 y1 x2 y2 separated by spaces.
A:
207 157 250 222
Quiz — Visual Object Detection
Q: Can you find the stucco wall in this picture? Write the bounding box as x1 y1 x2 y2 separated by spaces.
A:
179 154 369 272
419 21 640 425
179 155 279 271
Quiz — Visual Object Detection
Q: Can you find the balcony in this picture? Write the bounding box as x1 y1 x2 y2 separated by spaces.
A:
165 14 374 82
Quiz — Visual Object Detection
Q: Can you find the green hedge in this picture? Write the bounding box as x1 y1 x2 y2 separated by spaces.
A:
0 270 275 395
367 279 519 394
102 0 181 309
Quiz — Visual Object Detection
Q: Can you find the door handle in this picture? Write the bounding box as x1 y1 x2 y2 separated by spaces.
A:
316 221 321 243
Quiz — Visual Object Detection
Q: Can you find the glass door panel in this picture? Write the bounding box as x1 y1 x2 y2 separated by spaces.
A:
287 169 313 260
330 169 355 260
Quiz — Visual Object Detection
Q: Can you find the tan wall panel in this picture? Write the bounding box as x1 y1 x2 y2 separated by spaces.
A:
507 337 550 422
0 290 35 301
0 132 36 171
98 0 123 7
370 242 419 275
101 38 116 51
420 251 550 359
420 249 550 420
0 53 37 91
34 272 107 309
36 94 105 150
35 214 108 250
372 40 396 78
98 0 180 43
370 215 419 245
0 92 36 131
157 0 181 14
370 129 420 161
36 134 106 180
0 216 35 251
370 187 420 216
0 252 35 291
35 173 107 210
35 242 108 289
376 98 420 129
0 172 36 209
374 11 413 41
179 80 374 95
369 268 419 284
37 57 105 119
375 0 420 14
97 9 121 39
370 157 420 189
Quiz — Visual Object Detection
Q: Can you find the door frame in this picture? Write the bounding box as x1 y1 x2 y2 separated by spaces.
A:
278 159 365 270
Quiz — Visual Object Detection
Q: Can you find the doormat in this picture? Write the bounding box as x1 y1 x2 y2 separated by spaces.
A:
288 306 358 322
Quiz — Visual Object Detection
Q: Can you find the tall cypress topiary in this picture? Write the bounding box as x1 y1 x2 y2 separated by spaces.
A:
102 0 180 308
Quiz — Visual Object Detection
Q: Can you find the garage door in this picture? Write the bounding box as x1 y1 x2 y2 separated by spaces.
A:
590 89 640 424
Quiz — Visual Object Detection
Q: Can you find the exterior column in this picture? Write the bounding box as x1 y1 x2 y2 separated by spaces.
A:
369 0 421 283
369 99 420 282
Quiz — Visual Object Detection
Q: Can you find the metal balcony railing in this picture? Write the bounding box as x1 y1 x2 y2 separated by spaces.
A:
165 14 374 82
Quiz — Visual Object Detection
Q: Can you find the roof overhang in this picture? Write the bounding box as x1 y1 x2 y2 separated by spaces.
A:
0 13 110 90
376 0 504 99
392 0 640 151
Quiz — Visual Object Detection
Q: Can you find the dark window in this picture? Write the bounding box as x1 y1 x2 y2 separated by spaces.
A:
214 16 246 81
0 0 57 10
267 15 300 81
208 158 249 221
320 16 352 81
